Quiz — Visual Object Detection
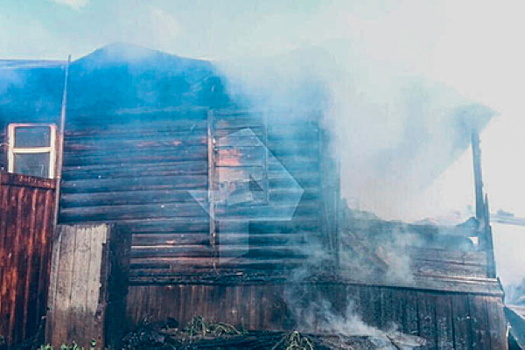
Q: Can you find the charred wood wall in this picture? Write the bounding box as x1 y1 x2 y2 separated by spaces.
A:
126 283 507 350
59 107 333 281
0 172 56 347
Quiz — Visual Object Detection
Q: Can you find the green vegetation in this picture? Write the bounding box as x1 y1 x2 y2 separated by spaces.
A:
28 318 317 349
38 340 98 350
273 331 314 350
182 316 243 338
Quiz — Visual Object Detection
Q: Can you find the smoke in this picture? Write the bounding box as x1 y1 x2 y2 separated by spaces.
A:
217 41 493 222
214 43 492 344
49 0 89 11
282 281 426 348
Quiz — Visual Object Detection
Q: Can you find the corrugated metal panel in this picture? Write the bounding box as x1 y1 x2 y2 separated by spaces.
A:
0 172 56 347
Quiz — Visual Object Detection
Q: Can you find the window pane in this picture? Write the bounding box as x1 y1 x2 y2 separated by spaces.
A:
14 126 51 147
14 153 50 178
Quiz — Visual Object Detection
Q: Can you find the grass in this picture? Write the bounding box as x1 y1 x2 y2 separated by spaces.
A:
38 340 98 350
273 331 314 350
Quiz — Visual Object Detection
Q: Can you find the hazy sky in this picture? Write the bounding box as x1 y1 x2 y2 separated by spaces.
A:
1 0 524 213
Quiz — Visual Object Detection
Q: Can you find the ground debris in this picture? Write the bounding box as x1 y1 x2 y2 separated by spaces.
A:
120 317 425 350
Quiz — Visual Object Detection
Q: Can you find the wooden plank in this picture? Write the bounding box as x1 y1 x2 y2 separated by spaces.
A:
10 186 34 344
65 116 207 134
61 175 207 193
132 245 305 258
132 233 211 246
379 288 397 330
128 256 302 268
63 159 207 175
105 225 132 349
64 135 206 152
13 188 29 340
62 160 208 181
485 297 507 350
0 171 56 189
68 225 94 342
63 146 207 166
412 260 488 279
61 189 202 208
417 292 437 349
401 290 419 337
218 233 307 246
409 248 487 266
217 203 319 218
63 145 208 161
435 295 454 350
450 293 473 350
45 213 64 344
27 188 49 338
0 184 9 338
246 219 321 233
20 189 39 340
60 201 207 222
65 129 206 144
468 295 491 350
358 286 381 328
216 246 308 259
49 224 77 346
126 219 210 234
36 189 56 340
46 224 114 348
130 245 214 259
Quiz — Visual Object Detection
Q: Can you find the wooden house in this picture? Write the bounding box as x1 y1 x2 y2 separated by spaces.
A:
0 44 508 349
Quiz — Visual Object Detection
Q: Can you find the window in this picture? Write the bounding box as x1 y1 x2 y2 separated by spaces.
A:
7 124 57 178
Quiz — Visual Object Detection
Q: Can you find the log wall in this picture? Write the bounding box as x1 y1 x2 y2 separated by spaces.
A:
59 108 332 282
0 172 56 347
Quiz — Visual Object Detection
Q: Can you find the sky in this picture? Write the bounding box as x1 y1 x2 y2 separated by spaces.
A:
1 0 525 285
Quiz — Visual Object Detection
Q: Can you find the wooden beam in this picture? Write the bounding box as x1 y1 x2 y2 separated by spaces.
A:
471 130 485 221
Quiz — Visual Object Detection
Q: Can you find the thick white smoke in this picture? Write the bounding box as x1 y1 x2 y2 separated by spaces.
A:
217 42 493 222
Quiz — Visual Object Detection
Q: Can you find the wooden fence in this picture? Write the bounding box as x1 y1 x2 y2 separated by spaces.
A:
46 224 130 349
0 172 56 347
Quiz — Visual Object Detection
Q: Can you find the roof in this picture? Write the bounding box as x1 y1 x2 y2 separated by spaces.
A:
506 305 525 349
0 43 230 125
0 59 65 70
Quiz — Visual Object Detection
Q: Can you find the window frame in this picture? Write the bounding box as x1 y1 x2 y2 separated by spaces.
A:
7 123 57 179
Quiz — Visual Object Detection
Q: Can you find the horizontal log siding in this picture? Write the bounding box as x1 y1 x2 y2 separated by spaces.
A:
59 110 211 285
0 172 56 347
59 109 326 282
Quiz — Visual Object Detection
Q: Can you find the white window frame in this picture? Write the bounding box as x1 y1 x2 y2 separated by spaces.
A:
7 123 57 179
